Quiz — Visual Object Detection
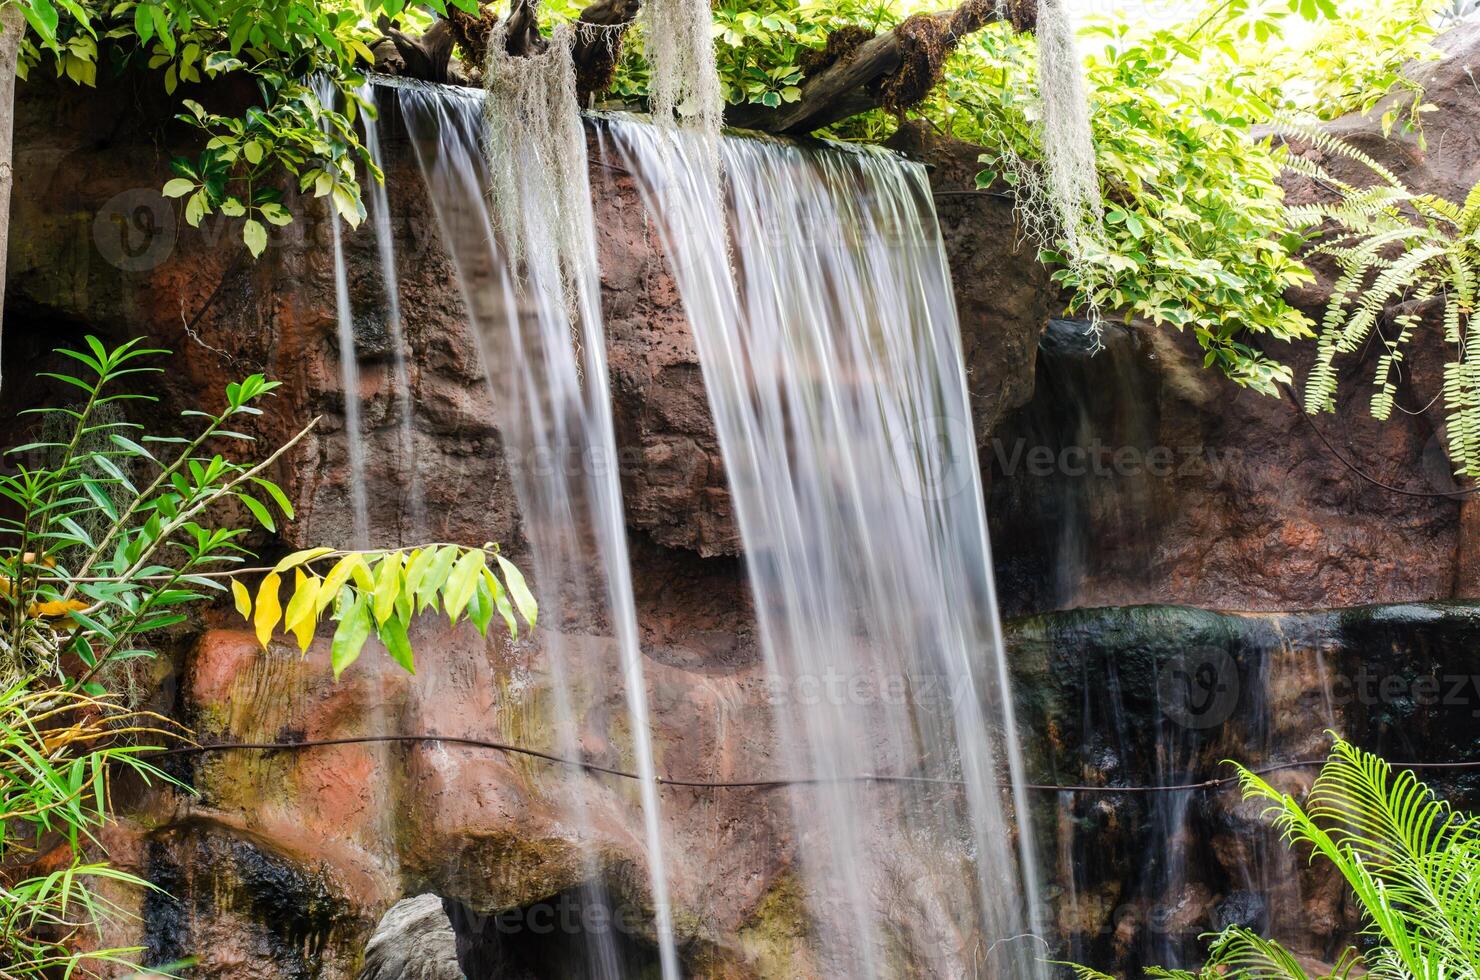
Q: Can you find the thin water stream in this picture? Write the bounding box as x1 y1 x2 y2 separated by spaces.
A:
387 80 680 977
600 117 1046 978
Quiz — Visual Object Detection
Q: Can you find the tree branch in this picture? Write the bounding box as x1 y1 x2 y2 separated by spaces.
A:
370 0 1032 133
730 0 1033 135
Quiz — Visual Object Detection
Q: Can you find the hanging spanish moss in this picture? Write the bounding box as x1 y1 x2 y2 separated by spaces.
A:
1005 0 1103 324
640 0 723 137
482 17 594 316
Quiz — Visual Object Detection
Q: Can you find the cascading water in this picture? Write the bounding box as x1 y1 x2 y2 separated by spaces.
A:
323 136 372 549
601 118 1046 977
384 75 679 977
317 75 424 545
362 102 426 538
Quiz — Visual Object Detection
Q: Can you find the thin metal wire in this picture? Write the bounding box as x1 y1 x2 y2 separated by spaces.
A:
155 733 1478 794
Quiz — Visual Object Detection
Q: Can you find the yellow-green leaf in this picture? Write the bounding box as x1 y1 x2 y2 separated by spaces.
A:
482 566 518 638
372 553 403 625
444 548 485 623
285 570 321 654
317 553 365 613
401 548 432 603
231 578 251 621
496 555 537 628
253 573 282 649
273 547 336 575
418 545 457 612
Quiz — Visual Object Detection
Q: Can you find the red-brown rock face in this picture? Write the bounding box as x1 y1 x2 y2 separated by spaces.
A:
8 28 1480 977
4 72 1050 977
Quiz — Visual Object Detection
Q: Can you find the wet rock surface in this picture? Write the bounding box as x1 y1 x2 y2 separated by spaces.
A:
7 33 1480 979
1013 602 1480 971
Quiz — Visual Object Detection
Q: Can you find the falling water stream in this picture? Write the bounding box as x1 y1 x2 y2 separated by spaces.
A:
385 80 680 977
601 118 1045 977
331 70 1046 975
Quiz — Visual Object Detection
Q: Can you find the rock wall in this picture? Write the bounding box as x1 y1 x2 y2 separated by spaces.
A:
7 28 1480 978
5 74 1052 977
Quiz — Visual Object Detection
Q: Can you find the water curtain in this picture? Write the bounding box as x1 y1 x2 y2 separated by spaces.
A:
387 75 681 978
601 117 1046 978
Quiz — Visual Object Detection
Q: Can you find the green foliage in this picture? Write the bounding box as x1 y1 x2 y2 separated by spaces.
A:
0 337 536 972
597 0 1440 395
0 683 181 976
598 0 897 112
1282 126 1480 477
0 336 307 691
230 543 537 678
2 0 482 250
2 336 535 685
1068 736 1480 978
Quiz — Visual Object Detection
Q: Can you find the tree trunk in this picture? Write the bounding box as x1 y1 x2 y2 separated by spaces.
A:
0 4 22 390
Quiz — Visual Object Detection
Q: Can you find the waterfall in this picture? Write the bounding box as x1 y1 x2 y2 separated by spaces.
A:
326 158 372 550
387 79 680 977
363 102 425 538
600 118 1046 977
317 75 423 546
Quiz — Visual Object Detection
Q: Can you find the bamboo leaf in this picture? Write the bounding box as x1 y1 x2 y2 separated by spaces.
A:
239 493 276 533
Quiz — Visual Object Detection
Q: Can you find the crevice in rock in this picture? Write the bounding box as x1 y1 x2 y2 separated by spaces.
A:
443 882 665 979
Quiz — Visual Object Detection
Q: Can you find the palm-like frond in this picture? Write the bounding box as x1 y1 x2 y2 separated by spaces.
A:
1237 737 1480 979
1070 737 1480 979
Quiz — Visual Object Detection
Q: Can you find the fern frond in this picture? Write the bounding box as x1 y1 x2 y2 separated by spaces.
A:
1271 120 1406 190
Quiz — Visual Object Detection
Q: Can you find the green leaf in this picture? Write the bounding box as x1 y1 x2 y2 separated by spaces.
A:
378 614 414 673
496 555 537 628
330 591 372 679
243 218 267 258
372 553 402 626
417 545 457 612
134 2 155 44
253 478 295 520
468 576 495 635
162 178 194 198
443 548 485 623
238 493 275 532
